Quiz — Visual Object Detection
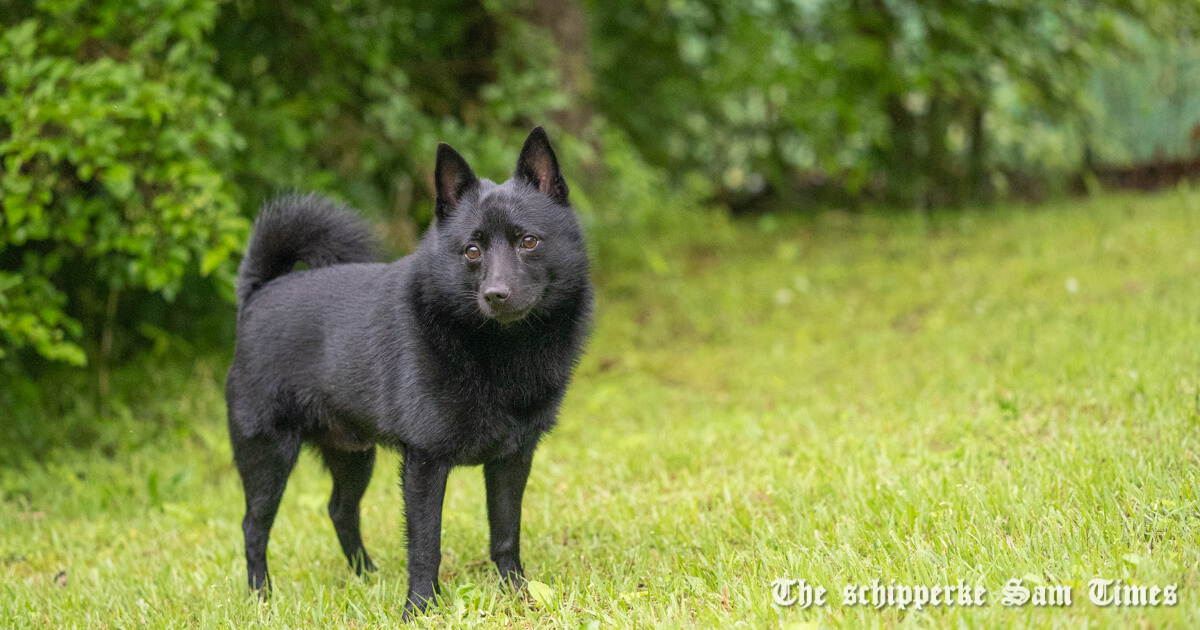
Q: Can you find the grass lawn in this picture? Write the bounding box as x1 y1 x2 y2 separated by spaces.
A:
4 190 1200 628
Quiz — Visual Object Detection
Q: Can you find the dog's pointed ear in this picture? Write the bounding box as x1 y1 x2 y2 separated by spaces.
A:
435 143 480 222
514 126 569 205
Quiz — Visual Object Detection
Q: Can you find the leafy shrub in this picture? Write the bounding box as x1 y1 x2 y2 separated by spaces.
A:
591 0 1200 208
210 0 566 238
0 0 248 366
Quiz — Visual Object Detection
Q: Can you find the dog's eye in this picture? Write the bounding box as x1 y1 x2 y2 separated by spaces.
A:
464 245 482 260
521 235 539 250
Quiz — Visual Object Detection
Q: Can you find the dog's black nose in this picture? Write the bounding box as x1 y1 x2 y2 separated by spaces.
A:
484 286 510 304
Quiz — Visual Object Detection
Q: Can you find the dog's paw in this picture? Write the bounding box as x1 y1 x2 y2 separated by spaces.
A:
248 574 273 601
401 589 439 621
498 567 527 592
351 553 377 577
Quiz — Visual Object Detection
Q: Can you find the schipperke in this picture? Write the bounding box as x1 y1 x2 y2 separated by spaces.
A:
224 127 592 617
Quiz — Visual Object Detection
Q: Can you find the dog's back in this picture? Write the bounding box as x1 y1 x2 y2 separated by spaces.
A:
227 195 388 440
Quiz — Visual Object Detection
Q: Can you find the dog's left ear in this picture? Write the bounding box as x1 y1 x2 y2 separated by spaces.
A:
435 142 480 223
515 126 569 205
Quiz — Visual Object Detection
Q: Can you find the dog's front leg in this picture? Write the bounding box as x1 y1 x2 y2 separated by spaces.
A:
400 450 450 617
484 448 534 587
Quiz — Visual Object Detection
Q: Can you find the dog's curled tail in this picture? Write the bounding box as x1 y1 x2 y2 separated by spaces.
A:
236 194 379 306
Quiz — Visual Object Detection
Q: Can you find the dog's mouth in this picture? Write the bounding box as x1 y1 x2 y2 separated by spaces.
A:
479 300 534 324
491 309 530 324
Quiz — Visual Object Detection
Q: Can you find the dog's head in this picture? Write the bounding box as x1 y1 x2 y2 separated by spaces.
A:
425 127 590 325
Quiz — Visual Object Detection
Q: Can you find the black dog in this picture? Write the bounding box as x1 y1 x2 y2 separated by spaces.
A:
224 127 592 616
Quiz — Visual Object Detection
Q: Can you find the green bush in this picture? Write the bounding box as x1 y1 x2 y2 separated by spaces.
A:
210 0 566 235
1 0 247 367
591 1 1200 208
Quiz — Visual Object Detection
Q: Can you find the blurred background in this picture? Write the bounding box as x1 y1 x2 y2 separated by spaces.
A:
2 0 1200 461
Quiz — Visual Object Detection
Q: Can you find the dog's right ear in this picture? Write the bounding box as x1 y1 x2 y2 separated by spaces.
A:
435 143 480 223
515 126 569 205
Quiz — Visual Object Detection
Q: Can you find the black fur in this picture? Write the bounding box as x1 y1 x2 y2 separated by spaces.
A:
225 128 593 617
235 193 379 305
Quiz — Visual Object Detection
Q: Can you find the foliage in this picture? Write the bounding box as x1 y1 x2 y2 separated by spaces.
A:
4 0 1200 402
209 0 567 233
591 0 1200 208
1 0 583 379
0 0 247 367
4 190 1200 626
1090 24 1200 164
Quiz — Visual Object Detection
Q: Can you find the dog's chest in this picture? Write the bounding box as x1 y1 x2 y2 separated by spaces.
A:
435 360 565 463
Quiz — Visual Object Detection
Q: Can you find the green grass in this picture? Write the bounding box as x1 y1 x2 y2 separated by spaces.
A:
5 190 1200 628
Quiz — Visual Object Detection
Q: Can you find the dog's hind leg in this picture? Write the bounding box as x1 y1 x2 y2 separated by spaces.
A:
320 445 377 575
233 428 301 595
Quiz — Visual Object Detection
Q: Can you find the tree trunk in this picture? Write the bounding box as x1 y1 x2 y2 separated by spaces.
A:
965 94 990 204
523 0 601 183
885 93 921 207
924 84 951 208
854 0 921 208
